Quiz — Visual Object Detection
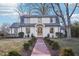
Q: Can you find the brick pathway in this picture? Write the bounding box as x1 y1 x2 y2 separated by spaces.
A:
31 37 51 56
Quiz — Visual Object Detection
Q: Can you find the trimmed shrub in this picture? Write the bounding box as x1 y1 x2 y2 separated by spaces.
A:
18 32 24 38
28 36 36 46
44 37 54 45
60 48 74 56
51 42 60 50
28 40 33 45
23 43 30 50
8 51 21 56
49 40 54 45
31 36 36 41
44 37 53 44
44 37 50 41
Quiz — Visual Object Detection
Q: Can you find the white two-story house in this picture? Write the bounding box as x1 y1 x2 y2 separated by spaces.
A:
9 15 63 38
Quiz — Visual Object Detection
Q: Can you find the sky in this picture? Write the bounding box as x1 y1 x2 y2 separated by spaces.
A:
0 3 19 25
0 3 79 25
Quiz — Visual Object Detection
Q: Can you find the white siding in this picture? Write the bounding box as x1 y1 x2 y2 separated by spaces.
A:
52 18 56 23
42 18 50 23
30 18 38 23
53 27 60 38
21 27 26 34
12 28 14 34
30 27 37 37
11 28 18 34
24 18 30 23
18 27 21 33
43 27 49 37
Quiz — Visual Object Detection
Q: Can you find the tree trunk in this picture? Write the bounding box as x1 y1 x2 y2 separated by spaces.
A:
66 26 71 39
66 18 71 39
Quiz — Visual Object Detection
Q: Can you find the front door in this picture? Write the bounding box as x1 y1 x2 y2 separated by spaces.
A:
37 26 43 37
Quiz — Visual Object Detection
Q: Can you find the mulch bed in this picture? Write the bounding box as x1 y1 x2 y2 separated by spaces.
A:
43 38 60 56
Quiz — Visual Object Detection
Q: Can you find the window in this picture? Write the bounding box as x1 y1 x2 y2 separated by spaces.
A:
38 18 42 23
50 28 54 33
50 18 53 23
50 18 56 23
14 28 18 34
53 18 56 23
26 27 30 34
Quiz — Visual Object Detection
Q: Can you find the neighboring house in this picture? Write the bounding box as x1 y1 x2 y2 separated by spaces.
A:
9 15 64 38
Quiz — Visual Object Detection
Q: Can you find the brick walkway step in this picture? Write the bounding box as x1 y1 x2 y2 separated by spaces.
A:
31 37 51 56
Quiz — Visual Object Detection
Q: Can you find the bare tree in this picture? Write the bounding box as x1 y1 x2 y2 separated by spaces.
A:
51 3 77 39
0 23 10 36
28 3 51 16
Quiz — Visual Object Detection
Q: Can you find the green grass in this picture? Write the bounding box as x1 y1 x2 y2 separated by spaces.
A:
0 38 29 56
51 38 79 56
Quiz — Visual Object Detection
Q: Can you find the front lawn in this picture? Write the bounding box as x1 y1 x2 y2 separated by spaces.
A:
51 38 79 56
0 38 29 56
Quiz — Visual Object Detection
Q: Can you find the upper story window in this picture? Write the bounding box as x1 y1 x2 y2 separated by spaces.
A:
50 18 53 23
50 18 56 23
24 18 30 23
38 18 42 23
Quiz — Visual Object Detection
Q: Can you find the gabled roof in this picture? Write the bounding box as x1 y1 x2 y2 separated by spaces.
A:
20 23 35 27
10 23 35 28
10 23 20 28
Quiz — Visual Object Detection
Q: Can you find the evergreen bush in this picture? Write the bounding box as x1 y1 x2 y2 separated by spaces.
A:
60 48 74 56
8 51 21 56
23 43 30 50
18 32 24 38
51 42 60 50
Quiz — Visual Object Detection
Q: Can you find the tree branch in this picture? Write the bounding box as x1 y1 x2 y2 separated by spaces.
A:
69 3 77 17
51 4 62 17
64 3 69 19
51 3 66 26
56 3 65 19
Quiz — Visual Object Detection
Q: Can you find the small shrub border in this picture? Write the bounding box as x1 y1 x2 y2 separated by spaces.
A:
44 37 75 56
8 51 21 56
23 36 37 56
60 48 74 56
44 37 60 50
43 37 60 56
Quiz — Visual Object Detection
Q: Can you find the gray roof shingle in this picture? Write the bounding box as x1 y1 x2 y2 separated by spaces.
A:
20 23 35 27
10 23 20 28
10 23 35 28
10 23 60 28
